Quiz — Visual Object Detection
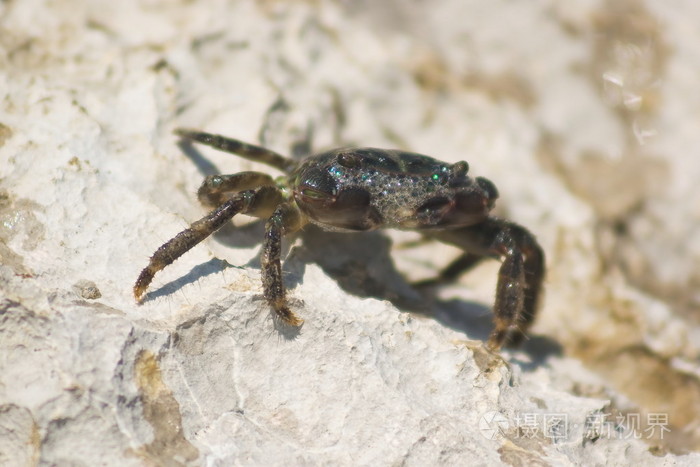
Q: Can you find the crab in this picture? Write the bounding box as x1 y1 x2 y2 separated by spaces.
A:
134 129 545 350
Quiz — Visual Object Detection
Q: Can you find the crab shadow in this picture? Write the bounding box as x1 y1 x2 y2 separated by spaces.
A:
144 218 560 365
139 257 243 303
177 138 220 177
286 225 562 367
168 137 561 364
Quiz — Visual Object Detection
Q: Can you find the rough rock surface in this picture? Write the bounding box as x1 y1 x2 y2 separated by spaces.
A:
2 0 700 465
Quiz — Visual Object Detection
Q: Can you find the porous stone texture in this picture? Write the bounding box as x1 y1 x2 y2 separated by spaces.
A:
2 0 700 465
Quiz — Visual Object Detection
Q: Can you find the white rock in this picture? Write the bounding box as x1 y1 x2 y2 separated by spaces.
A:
1 0 699 465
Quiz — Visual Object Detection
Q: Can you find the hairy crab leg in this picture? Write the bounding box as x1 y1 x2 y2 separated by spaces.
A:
175 128 297 173
197 172 276 208
134 186 283 302
426 218 545 349
261 201 307 326
413 252 485 288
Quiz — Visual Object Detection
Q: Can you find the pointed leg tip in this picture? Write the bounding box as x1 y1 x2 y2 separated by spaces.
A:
133 287 145 304
486 337 503 352
283 314 304 327
487 326 509 351
274 304 304 327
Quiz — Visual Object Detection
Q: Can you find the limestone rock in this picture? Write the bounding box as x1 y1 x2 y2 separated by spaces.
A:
2 0 700 465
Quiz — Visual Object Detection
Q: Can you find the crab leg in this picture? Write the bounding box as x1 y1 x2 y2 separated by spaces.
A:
413 252 484 288
261 201 307 326
426 218 545 349
197 172 276 208
134 186 283 302
175 128 297 173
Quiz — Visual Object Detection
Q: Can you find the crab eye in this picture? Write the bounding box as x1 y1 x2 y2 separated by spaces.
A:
451 161 469 176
